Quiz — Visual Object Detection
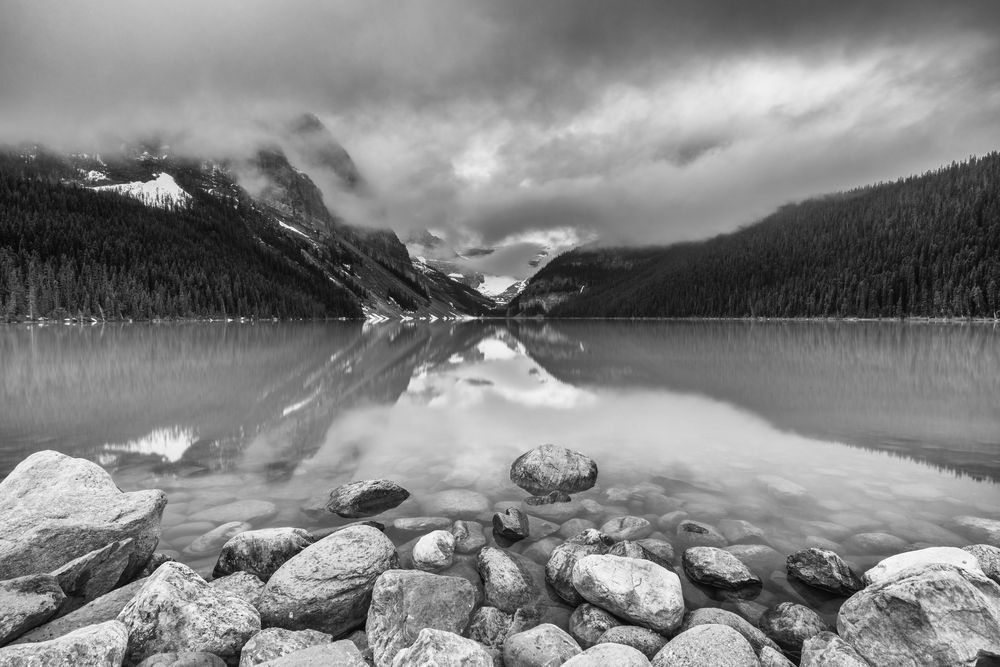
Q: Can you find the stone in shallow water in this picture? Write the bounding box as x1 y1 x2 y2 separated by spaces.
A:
718 519 769 546
572 555 684 634
325 480 411 518
392 628 493 667
183 522 252 557
451 520 487 554
504 623 582 667
786 547 863 595
725 544 785 579
0 450 165 596
545 529 614 606
509 444 598 495
609 541 672 570
563 642 650 667
954 516 1000 546
526 491 572 505
680 608 780 657
837 563 1000 666
676 520 727 549
759 602 829 656
756 475 808 503
841 532 908 555
863 546 983 587
366 570 476 667
683 547 761 590
600 516 653 542
420 490 491 519
468 606 512 650
0 574 65 646
800 631 869 667
651 624 757 667
494 508 530 541
257 525 397 636
188 500 279 525
0 620 129 666
559 518 597 539
569 604 621 649
214 528 314 582
596 625 667 659
412 530 457 571
239 628 332 666
393 517 452 533
477 547 540 613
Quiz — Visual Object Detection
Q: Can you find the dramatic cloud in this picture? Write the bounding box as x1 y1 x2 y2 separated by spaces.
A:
3 0 1000 271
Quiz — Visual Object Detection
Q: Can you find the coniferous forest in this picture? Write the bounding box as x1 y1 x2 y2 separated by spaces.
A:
510 152 1000 319
0 158 363 322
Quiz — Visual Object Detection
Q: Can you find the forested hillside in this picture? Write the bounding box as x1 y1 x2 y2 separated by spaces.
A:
508 153 1000 319
0 158 363 321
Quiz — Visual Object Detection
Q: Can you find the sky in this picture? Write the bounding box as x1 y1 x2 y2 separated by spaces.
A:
2 0 1000 261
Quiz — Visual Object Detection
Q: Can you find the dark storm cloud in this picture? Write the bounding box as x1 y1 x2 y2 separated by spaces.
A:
2 0 1000 266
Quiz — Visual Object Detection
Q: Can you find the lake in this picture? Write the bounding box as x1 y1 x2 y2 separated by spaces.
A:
2 320 998 623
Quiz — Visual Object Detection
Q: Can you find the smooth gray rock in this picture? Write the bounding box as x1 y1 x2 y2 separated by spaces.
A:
682 547 761 589
10 577 144 645
0 451 165 596
676 521 727 549
210 572 265 608
451 521 487 554
258 525 397 636
117 561 260 665
52 539 136 611
609 541 672 570
837 563 1000 666
563 642 651 666
188 500 278 525
420 490 491 519
366 570 476 667
183 522 252 557
526 491 572 505
634 539 675 566
569 604 621 649
504 623 581 667
257 641 366 666
725 545 786 579
596 626 667 659
494 508 530 542
468 606 512 650
719 520 768 545
680 608 781 657
756 475 808 503
392 517 452 533
412 530 456 571
954 516 1000 546
759 645 797 667
509 444 598 495
965 544 1000 584
239 628 332 666
572 555 684 634
391 628 493 666
326 481 410 518
786 547 863 595
863 546 982 587
0 574 65 646
600 516 653 542
0 620 128 666
545 530 614 606
477 547 540 613
138 652 227 666
800 631 870 666
559 519 597 539
214 528 314 582
759 602 829 656
652 624 758 667
840 532 908 554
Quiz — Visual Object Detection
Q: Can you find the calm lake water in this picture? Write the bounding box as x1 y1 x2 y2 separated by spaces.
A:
2 320 999 622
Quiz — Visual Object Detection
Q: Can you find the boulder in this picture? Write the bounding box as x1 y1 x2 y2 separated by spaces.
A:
965 544 1000 585
494 508 530 542
391 628 493 666
214 528 314 582
420 490 491 519
636 539 675 564
786 548 863 595
680 608 780 657
954 516 1000 546
0 620 128 666
0 451 165 596
184 522 252 557
759 646 796 667
117 561 260 665
759 602 829 655
509 444 598 495
188 500 278 525
257 641 366 666
451 521 487 554
10 577 144 645
239 628 332 666
837 563 1000 666
0 574 65 646
863 546 983 587
563 643 651 667
569 604 621 649
526 491 573 505
326 480 410 518
596 626 667 659
676 521 727 549
571 555 684 634
210 572 265 607
138 652 227 666
504 623 582 667
800 631 870 666
412 531 456 571
477 547 541 613
258 525 397 636
468 606 513 650
366 570 476 667
651 624 758 666
682 547 761 590
52 539 136 611
599 516 653 542
545 530 614 606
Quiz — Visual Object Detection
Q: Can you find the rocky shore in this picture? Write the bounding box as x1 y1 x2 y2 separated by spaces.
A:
1 447 999 666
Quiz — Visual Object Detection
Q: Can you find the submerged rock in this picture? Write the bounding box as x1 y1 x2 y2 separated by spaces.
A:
759 602 829 656
0 451 165 597
569 604 621 649
451 521 487 554
504 623 582 667
954 516 1000 546
493 508 530 542
651 624 757 667
600 516 653 542
609 541 672 570
188 500 278 525
838 563 1000 666
545 529 615 606
117 561 260 665
366 570 476 667
863 546 983 587
0 620 128 666
412 530 457 571
718 519 769 546
682 547 761 590
786 547 863 595
393 517 452 533
239 628 332 666
477 547 540 613
183 522 252 557
326 480 411 518
421 490 491 519
509 444 598 495
0 574 65 646
596 625 667 659
756 475 808 503
840 532 908 555
392 628 494 666
676 521 727 549
258 525 397 636
572 555 685 634
526 491 573 505
214 528 314 582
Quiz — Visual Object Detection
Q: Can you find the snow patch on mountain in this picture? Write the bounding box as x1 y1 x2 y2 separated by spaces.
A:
93 172 192 209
